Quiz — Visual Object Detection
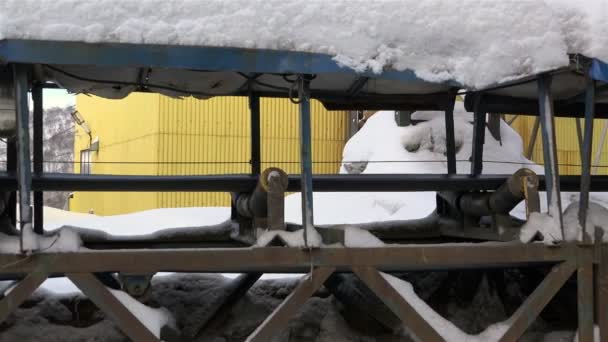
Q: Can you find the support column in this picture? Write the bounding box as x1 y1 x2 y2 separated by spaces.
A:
538 74 563 237
444 97 457 174
577 250 595 342
298 76 315 246
471 95 485 175
579 78 595 243
13 65 36 252
249 94 261 175
32 84 43 235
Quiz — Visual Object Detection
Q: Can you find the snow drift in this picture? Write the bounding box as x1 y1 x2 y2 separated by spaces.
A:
0 1 606 89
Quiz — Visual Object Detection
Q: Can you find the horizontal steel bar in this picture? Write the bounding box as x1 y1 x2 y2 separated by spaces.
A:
0 173 600 192
0 243 578 274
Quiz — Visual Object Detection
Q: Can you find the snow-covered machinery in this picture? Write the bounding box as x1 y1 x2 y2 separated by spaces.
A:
0 38 606 341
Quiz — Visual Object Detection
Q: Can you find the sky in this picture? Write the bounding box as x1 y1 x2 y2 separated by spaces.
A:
36 89 75 109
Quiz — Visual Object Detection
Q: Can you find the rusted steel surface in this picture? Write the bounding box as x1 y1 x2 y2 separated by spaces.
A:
352 266 443 342
577 251 595 342
498 260 576 341
67 273 160 342
245 267 335 342
0 270 47 324
0 243 577 275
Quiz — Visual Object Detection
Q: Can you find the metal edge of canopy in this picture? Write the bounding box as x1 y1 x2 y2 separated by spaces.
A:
590 58 608 83
0 39 461 87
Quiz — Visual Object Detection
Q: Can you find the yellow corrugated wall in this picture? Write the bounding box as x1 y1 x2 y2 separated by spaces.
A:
157 96 349 208
71 93 161 214
510 115 608 175
72 94 349 214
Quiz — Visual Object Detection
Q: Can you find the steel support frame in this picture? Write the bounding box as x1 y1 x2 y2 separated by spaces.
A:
13 64 36 252
0 243 601 341
249 94 261 175
538 74 564 236
298 76 316 246
579 78 595 243
32 84 43 235
471 95 485 175
444 96 457 174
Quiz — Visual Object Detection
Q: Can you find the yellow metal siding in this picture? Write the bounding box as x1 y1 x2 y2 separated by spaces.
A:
510 115 608 176
71 93 161 215
72 94 349 214
157 96 349 208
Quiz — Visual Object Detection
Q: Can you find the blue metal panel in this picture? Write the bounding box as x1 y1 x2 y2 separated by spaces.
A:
590 59 608 82
0 39 455 85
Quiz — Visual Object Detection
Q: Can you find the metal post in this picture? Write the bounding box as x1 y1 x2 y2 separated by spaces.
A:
579 78 595 243
6 139 16 227
471 96 485 175
538 74 563 237
32 84 43 235
526 117 540 160
249 94 261 175
13 65 36 252
576 118 584 161
444 98 457 174
298 76 314 246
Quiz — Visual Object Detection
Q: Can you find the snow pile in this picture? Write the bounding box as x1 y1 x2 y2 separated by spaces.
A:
518 212 562 245
109 289 174 338
0 228 81 253
256 227 322 248
286 102 540 225
563 201 608 242
0 1 606 88
44 206 229 235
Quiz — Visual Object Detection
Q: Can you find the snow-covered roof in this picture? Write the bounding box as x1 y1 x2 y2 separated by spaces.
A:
0 1 607 113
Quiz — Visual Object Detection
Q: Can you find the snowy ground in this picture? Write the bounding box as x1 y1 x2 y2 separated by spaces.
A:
0 1 606 89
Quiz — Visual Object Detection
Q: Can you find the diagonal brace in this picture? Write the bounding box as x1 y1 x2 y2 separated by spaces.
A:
498 260 576 341
0 271 47 324
352 266 443 342
246 267 335 342
67 273 160 342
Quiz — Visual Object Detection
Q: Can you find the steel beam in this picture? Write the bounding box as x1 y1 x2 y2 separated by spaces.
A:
67 273 160 342
444 98 457 174
599 245 608 342
497 260 576 341
0 270 47 324
579 79 595 243
249 94 261 175
352 267 443 341
471 97 485 175
0 244 577 275
298 76 315 246
13 65 35 252
246 267 334 342
32 84 43 235
525 117 540 159
0 173 600 193
577 252 595 342
538 74 563 237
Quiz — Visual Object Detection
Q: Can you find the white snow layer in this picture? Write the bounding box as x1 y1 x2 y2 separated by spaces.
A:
0 1 606 89
0 228 81 253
